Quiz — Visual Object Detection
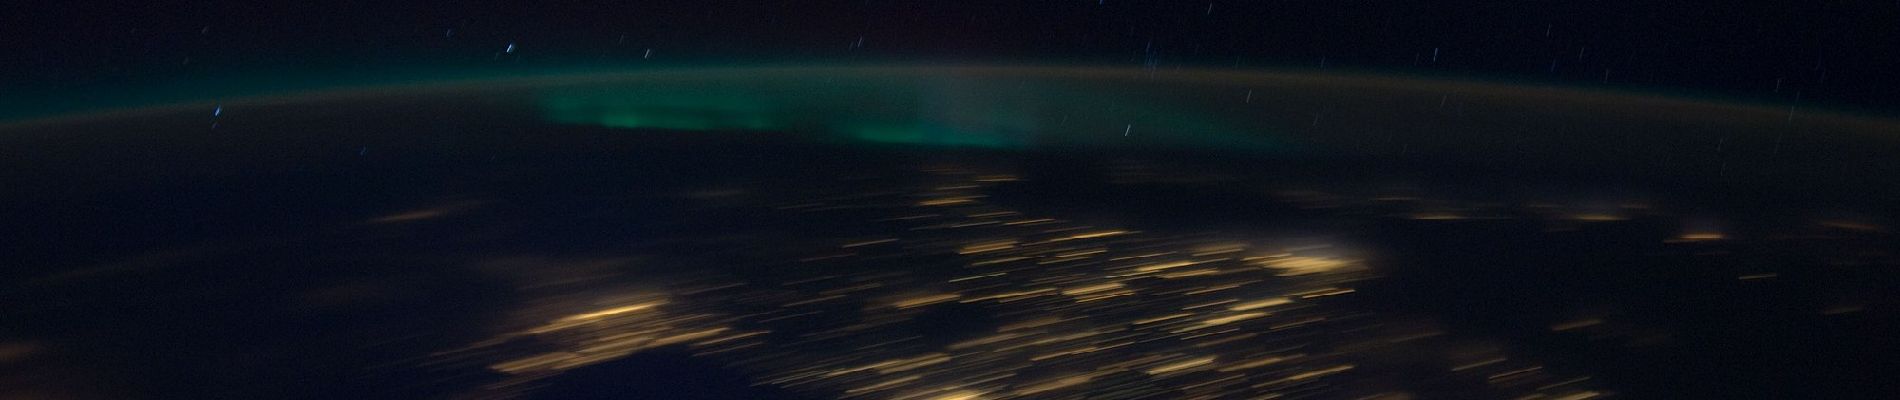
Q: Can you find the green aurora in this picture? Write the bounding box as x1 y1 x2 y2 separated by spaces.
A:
531 70 1285 150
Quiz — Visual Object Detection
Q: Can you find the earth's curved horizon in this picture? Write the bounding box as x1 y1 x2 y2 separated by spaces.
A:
11 65 1899 127
10 66 1899 200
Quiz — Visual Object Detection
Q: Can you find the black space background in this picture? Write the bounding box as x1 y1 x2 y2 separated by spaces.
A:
4 0 1898 111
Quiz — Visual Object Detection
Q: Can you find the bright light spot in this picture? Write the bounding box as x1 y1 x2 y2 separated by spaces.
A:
1257 256 1354 276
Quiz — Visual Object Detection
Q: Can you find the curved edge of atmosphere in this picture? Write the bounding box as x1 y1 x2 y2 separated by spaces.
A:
3 65 1897 134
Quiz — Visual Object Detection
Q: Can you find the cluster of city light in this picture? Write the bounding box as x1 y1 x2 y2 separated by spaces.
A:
443 163 1603 399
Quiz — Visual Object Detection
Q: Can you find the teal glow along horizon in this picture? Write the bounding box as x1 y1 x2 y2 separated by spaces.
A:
530 68 1287 151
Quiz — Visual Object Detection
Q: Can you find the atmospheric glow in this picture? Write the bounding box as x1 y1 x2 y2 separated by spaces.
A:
531 70 1290 151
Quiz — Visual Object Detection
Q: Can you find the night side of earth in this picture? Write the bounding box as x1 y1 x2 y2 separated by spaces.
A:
1 66 1898 400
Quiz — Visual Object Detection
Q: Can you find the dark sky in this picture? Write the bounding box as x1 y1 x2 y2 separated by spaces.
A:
5 0 1899 111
